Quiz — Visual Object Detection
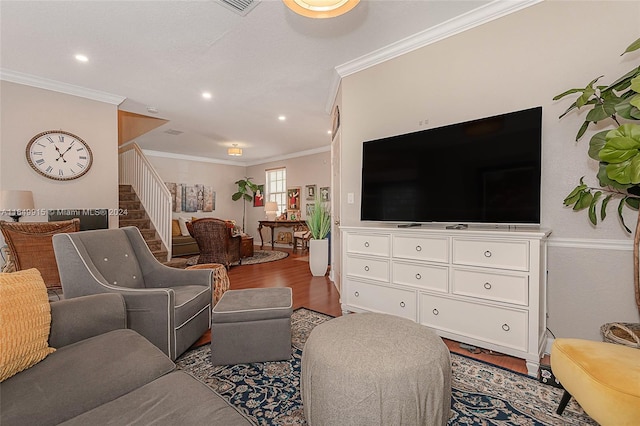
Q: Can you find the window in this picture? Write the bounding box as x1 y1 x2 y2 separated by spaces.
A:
266 167 286 215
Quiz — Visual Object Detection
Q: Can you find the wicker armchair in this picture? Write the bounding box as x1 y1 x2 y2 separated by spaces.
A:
293 223 311 253
187 218 241 269
0 219 80 290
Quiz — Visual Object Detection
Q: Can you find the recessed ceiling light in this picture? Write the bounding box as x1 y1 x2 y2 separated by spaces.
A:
75 54 88 62
327 130 332 135
278 115 286 121
202 92 212 99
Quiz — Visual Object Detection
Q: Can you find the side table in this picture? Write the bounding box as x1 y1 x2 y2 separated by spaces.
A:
185 263 230 306
241 235 254 258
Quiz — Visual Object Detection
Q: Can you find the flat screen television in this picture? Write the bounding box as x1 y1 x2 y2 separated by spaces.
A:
361 106 542 225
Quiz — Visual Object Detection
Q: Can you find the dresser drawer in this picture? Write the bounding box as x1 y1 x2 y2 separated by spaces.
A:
345 280 416 320
452 239 529 271
345 255 389 282
452 268 528 306
346 233 390 257
393 261 448 293
392 235 449 263
419 294 528 351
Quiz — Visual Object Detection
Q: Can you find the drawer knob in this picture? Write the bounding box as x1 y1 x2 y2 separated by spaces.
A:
400 301 406 308
502 323 510 332
484 250 492 258
432 308 439 316
364 265 370 272
415 273 422 280
364 241 370 248
416 245 422 252
354 291 360 297
484 282 492 290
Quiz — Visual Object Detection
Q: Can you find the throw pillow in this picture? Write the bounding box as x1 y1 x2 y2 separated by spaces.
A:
178 217 190 236
0 268 56 382
171 219 181 237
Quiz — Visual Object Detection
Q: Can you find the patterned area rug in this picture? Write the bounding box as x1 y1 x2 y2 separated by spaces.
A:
186 250 289 266
176 309 596 426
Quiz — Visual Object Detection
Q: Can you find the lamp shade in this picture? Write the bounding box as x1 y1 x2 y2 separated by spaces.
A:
0 190 34 211
1 190 35 221
265 201 278 221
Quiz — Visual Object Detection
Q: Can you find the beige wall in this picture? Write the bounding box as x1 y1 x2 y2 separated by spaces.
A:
0 81 119 226
339 1 640 340
146 150 331 246
146 155 246 226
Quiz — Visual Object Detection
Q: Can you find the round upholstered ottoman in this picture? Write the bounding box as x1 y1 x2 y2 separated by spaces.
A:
301 313 451 426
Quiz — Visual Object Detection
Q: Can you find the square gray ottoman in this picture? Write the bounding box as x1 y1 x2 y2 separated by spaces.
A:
211 287 293 365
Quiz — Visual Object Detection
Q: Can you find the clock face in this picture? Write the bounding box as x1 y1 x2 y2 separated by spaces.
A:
26 130 93 181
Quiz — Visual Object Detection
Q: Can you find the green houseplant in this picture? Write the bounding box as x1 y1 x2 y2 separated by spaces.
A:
306 197 331 276
555 37 640 310
232 177 258 233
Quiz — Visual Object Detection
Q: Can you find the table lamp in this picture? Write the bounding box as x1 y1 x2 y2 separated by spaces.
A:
0 190 34 222
265 202 278 221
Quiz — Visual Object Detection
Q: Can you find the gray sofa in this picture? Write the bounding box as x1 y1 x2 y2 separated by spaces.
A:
0 293 252 426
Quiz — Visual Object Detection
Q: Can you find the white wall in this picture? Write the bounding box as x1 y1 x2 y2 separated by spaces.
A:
0 81 119 225
339 1 640 340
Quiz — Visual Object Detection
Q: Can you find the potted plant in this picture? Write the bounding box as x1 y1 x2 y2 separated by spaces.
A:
306 196 331 276
232 177 258 233
555 37 640 311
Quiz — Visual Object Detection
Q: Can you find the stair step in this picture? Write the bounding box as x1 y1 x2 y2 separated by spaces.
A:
120 218 151 229
119 185 134 193
120 209 146 220
152 249 168 263
120 200 141 209
140 229 157 240
119 193 137 202
146 239 163 251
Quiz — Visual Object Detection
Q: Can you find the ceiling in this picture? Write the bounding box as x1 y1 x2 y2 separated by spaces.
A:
1 0 530 165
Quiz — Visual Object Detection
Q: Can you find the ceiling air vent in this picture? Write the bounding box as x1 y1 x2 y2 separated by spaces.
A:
164 129 183 136
216 0 260 16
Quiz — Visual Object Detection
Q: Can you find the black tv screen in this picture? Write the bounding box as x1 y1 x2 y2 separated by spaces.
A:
361 107 542 225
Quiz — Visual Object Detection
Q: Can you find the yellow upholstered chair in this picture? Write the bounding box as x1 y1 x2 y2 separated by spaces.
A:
551 338 640 426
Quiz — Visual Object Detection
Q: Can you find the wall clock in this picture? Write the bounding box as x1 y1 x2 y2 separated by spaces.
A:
26 130 93 181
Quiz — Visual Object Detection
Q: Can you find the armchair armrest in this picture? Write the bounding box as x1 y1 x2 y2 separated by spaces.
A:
143 265 212 288
48 293 127 348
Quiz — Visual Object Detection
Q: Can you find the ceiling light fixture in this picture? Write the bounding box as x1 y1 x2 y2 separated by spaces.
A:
202 92 212 99
75 54 89 62
282 0 359 19
228 143 243 157
278 115 286 121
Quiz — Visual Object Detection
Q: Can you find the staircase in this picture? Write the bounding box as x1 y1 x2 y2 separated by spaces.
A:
119 185 168 262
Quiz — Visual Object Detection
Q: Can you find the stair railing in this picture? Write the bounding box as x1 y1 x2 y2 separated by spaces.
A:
119 143 172 259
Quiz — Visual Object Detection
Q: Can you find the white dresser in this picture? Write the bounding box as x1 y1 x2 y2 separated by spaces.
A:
341 225 551 377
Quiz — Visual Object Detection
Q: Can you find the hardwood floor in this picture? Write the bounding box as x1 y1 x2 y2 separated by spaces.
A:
195 246 529 375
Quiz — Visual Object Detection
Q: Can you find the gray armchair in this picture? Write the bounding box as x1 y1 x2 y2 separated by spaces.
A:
52 226 212 360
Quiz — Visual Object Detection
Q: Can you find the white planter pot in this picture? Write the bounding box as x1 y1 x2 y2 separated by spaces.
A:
309 238 329 276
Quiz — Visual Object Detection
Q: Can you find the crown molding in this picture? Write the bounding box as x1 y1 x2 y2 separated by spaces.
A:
0 68 126 105
325 0 542 113
142 144 331 167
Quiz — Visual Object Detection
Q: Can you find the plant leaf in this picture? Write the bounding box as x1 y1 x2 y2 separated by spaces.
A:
588 191 602 225
622 37 640 55
585 100 618 122
553 88 585 101
617 197 633 233
607 66 640 91
588 130 609 160
232 192 243 201
576 87 595 108
576 120 590 141
574 191 593 211
601 194 612 220
630 94 640 110
631 75 640 93
626 197 640 209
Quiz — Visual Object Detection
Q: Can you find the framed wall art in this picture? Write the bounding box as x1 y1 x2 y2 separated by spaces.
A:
253 184 264 207
287 187 301 211
305 184 316 200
